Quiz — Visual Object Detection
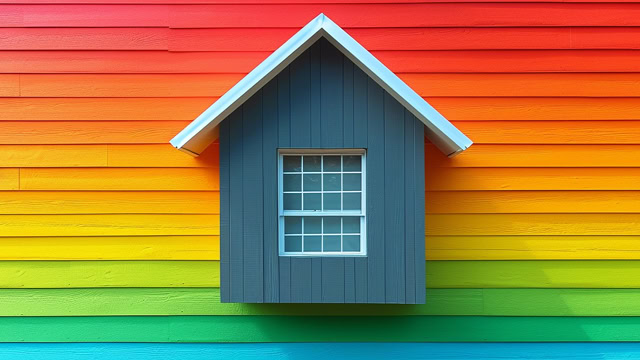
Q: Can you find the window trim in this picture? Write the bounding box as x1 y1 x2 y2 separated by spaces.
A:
278 149 367 257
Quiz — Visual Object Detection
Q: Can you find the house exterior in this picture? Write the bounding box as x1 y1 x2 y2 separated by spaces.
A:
2 1 640 358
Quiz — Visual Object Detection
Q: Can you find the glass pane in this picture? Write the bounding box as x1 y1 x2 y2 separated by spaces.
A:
283 193 301 210
323 174 341 191
283 156 301 172
284 217 302 234
323 217 341 234
303 156 321 172
304 217 322 234
323 193 341 211
343 193 361 210
342 217 360 233
343 235 360 252
323 156 341 171
283 174 301 191
304 236 321 252
343 173 361 191
343 155 361 171
303 174 321 191
323 235 341 252
303 193 321 210
284 236 302 252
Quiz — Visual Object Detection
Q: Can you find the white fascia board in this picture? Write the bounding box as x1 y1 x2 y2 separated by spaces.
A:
171 13 472 157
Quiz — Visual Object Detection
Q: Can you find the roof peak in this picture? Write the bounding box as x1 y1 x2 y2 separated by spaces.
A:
171 13 472 157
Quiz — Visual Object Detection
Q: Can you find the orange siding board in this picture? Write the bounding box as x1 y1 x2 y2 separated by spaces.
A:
431 97 640 121
3 50 640 74
399 73 640 98
0 98 212 121
19 74 242 97
0 121 187 144
427 144 640 167
107 143 219 168
454 121 640 144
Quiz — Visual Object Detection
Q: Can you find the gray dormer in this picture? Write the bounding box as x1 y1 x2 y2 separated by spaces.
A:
171 14 471 304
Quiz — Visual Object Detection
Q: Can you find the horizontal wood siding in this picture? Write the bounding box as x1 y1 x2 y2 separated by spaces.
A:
0 0 638 344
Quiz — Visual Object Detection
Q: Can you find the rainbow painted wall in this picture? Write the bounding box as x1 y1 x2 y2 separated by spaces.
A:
2 0 640 353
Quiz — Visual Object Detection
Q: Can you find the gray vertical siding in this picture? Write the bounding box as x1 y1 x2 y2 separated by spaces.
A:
220 38 425 304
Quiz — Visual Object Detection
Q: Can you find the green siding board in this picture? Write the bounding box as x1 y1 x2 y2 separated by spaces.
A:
219 38 426 303
6 316 640 342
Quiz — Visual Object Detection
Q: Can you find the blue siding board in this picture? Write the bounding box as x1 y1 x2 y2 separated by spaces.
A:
414 119 426 304
220 39 425 303
366 77 386 304
383 92 406 304
289 50 311 148
343 57 354 148
403 110 417 304
311 258 322 303
242 91 264 303
322 258 345 303
290 259 312 303
228 109 244 302
9 343 640 360
262 82 280 303
279 257 291 303
344 257 355 303
277 68 291 148
352 66 368 149
309 41 322 148
320 38 343 148
219 121 231 303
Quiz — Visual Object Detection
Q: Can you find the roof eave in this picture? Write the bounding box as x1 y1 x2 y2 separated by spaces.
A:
170 13 472 157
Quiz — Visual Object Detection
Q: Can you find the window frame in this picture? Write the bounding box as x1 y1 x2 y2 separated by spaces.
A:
278 149 367 257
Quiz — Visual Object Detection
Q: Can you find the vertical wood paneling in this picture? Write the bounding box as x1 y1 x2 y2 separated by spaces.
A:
367 77 386 303
414 119 426 304
219 121 231 303
291 258 312 303
241 90 263 303
228 109 244 302
220 38 425 303
404 110 417 304
289 50 310 148
321 38 344 148
262 80 279 303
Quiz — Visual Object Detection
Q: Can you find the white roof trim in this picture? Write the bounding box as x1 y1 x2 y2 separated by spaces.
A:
170 13 472 157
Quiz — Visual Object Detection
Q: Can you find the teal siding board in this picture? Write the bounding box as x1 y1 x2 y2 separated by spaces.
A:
219 38 426 303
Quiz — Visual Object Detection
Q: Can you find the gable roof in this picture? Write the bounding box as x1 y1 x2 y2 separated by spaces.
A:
170 13 472 157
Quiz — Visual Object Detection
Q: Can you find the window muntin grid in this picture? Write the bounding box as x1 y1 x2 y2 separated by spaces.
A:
278 151 366 256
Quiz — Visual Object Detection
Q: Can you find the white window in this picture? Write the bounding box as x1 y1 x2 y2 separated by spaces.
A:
278 150 366 256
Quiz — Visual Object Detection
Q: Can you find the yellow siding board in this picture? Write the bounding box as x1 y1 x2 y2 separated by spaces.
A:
0 169 19 190
0 191 219 214
427 191 640 214
426 214 640 236
427 168 640 190
0 236 219 260
19 168 219 190
0 261 219 288
0 214 219 236
426 236 640 260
